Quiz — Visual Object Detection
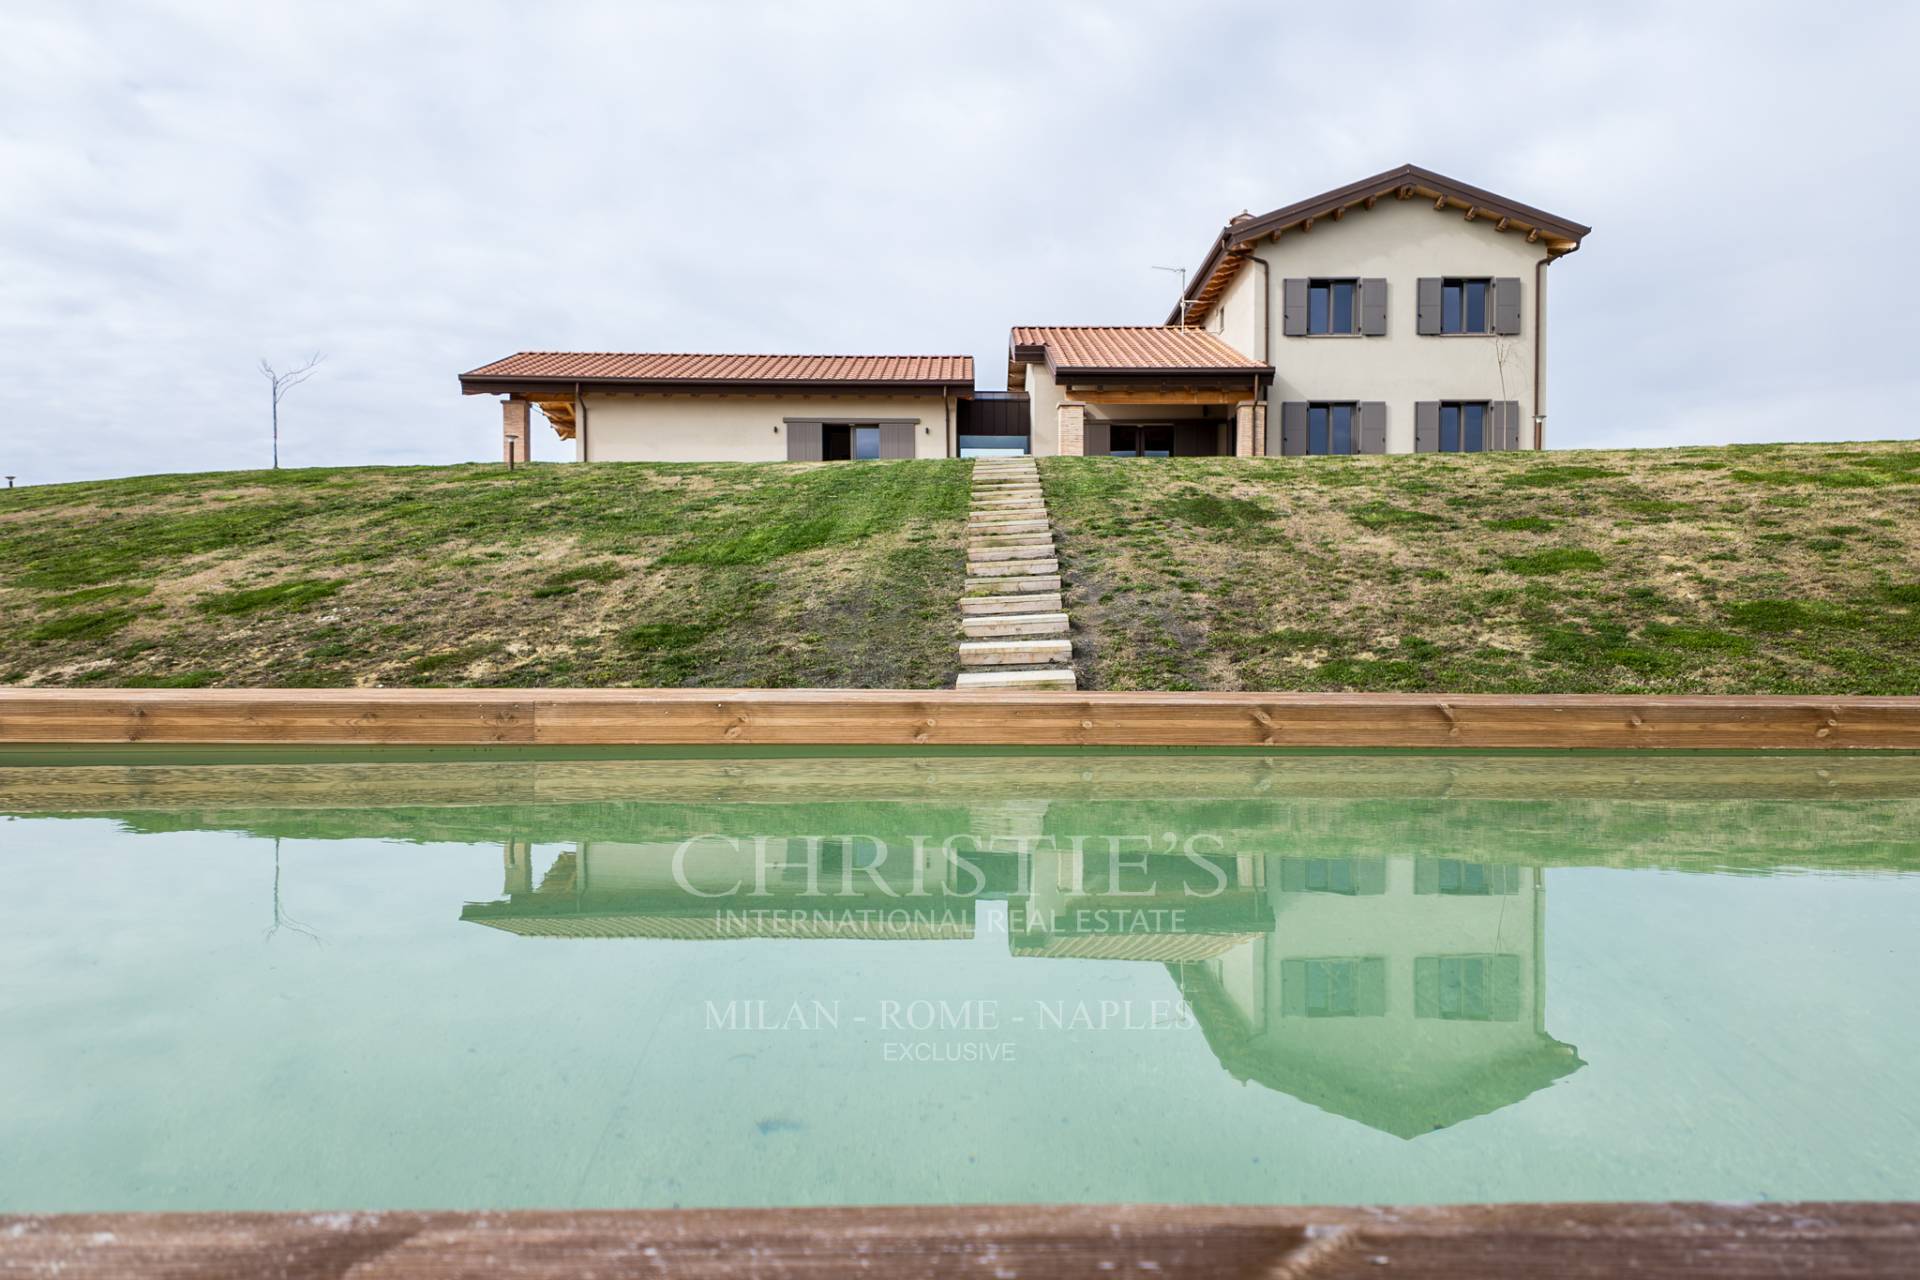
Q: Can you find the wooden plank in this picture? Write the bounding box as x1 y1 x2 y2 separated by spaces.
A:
1 690 1919 749
0 1203 1914 1277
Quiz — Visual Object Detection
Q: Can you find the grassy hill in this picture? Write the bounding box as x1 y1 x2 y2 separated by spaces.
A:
0 461 968 689
2 441 1916 694
1043 441 1920 694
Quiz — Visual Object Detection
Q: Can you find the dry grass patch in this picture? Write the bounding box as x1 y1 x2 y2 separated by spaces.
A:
1042 441 1920 693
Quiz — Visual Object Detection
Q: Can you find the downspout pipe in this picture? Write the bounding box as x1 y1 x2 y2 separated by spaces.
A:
575 381 589 462
1532 246 1577 450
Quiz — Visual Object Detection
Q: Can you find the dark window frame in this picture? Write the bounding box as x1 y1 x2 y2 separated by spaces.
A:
1439 277 1493 334
1436 401 1490 453
1306 278 1361 336
1306 401 1360 456
1108 422 1176 458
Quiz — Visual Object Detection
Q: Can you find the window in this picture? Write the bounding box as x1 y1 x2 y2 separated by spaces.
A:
1414 955 1523 1022
1307 403 1359 456
1109 423 1174 457
1307 279 1359 335
1440 278 1491 334
1438 402 1488 452
821 423 882 460
1282 956 1387 1018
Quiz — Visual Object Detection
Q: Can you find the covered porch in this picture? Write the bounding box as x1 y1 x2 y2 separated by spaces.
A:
1007 326 1273 457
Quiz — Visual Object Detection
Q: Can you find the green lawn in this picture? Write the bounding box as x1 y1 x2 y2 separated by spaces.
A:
7 442 1918 694
1041 441 1920 694
0 461 969 689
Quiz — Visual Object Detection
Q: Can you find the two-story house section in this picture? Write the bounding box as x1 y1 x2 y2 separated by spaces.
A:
1170 163 1589 457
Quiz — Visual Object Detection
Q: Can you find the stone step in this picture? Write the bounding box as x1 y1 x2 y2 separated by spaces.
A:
972 476 1041 486
969 506 1048 520
966 575 1062 596
960 639 1074 667
965 518 1050 535
968 531 1053 548
962 612 1069 639
974 463 1037 472
966 558 1059 578
956 668 1077 691
959 591 1064 616
971 500 1045 512
966 543 1053 562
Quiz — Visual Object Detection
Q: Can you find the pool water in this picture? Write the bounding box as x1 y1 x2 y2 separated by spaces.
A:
2 748 1917 1211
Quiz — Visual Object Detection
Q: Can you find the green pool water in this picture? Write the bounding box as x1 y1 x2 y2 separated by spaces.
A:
2 748 1918 1211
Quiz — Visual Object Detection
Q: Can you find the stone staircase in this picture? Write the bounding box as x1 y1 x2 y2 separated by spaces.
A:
955 457 1075 690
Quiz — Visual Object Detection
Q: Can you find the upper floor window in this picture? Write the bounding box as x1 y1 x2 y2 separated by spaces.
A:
1307 279 1358 335
1419 276 1520 335
1441 278 1490 333
1283 278 1386 336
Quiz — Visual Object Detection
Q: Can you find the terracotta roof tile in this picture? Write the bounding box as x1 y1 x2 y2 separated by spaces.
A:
1008 326 1268 374
461 351 973 386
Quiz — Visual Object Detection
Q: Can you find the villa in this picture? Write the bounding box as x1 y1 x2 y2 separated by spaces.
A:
460 164 1589 462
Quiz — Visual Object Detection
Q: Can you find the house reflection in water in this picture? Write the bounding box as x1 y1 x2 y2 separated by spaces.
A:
1171 855 1582 1138
462 839 1580 1137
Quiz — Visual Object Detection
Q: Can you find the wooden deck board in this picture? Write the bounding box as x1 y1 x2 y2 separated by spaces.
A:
1 1203 1914 1277
2 689 1918 749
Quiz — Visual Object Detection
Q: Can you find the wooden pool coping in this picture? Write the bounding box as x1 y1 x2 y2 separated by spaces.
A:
2 1202 1915 1276
2 688 1919 749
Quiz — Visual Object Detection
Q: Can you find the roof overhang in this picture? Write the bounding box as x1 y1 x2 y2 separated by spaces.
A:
459 374 973 397
1169 164 1592 327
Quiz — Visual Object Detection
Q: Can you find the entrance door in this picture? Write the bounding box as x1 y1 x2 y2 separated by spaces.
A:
1109 423 1175 457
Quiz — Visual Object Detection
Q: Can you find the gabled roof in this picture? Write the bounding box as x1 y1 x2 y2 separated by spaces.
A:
1168 164 1592 326
1008 326 1270 384
460 351 974 394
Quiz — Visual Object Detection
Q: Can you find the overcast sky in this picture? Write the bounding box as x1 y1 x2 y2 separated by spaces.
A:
3 1 1916 484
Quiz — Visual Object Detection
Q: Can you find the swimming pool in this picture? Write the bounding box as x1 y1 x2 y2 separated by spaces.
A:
3 747 1917 1212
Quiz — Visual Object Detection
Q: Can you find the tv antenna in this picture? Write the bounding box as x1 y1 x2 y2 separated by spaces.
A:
1153 265 1190 325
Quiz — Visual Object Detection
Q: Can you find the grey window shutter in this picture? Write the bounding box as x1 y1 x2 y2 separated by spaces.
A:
1357 401 1387 454
1279 401 1308 456
1493 277 1522 334
1281 278 1309 336
1359 278 1388 335
1416 278 1442 334
1281 959 1307 1017
1486 402 1506 451
785 420 822 461
1356 957 1387 1016
1354 856 1387 895
1413 956 1439 1018
1414 401 1440 452
1082 420 1110 457
1504 400 1522 450
877 422 915 459
1491 954 1522 1022
1280 858 1306 892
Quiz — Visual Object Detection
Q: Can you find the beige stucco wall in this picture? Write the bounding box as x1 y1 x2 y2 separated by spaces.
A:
1021 362 1064 456
575 392 953 462
1231 198 1553 452
1205 253 1266 367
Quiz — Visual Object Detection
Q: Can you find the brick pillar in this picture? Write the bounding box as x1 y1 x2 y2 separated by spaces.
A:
502 398 530 465
1233 401 1268 457
1057 402 1086 456
503 839 533 896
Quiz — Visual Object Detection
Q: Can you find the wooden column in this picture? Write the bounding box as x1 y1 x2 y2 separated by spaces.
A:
501 399 530 465
503 840 533 896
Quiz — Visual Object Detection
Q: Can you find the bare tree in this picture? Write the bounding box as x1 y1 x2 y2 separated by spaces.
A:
264 837 322 946
259 354 325 469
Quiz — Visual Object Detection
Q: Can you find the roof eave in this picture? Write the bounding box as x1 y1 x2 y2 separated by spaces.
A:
459 375 973 397
1168 163 1592 325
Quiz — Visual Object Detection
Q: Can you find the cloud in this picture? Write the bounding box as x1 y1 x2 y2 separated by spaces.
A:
1 0 1915 484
